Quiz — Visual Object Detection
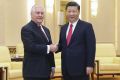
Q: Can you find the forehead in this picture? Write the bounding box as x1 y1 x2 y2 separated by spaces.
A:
66 6 78 11
36 7 44 12
32 6 44 13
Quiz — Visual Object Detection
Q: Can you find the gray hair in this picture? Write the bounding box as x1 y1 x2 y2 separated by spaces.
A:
31 5 45 14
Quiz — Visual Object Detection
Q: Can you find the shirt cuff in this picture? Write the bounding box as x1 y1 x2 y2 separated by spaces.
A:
47 45 50 54
51 67 55 70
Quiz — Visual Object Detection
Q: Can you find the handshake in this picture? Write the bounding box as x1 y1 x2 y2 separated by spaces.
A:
50 44 58 52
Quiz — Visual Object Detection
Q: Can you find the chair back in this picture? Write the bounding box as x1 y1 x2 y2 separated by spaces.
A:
0 46 11 62
96 43 116 57
16 43 24 56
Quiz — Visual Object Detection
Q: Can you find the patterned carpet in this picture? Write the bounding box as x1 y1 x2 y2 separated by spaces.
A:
95 77 120 80
52 77 120 80
9 76 120 80
94 75 120 80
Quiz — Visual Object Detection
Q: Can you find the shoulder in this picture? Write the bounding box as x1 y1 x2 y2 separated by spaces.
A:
61 23 68 30
21 22 33 32
78 20 93 30
79 20 92 26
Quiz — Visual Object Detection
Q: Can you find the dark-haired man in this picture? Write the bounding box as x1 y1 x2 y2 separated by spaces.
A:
58 1 96 80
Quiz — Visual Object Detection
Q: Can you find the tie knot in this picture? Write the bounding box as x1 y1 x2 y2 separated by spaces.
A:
39 25 42 28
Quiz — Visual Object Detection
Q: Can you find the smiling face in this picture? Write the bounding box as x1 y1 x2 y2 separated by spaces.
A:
66 6 80 23
31 5 44 25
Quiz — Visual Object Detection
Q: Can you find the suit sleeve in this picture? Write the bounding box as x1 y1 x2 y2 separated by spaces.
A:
47 30 55 67
48 52 55 67
56 27 63 53
85 24 96 67
21 27 47 55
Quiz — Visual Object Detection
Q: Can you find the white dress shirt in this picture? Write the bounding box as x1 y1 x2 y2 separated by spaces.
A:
66 19 79 38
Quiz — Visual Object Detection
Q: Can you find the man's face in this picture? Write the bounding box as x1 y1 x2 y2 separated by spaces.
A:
31 7 44 24
66 6 80 23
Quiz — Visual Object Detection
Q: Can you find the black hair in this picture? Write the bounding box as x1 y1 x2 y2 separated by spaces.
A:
65 1 80 11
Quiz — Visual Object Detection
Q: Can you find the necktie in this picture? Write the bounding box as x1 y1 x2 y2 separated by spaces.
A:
39 26 49 41
66 24 73 45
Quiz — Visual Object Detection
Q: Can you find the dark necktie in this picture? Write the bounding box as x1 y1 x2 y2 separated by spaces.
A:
66 24 73 45
39 26 49 41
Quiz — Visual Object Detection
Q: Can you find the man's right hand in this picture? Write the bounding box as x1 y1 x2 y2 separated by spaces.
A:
50 44 58 52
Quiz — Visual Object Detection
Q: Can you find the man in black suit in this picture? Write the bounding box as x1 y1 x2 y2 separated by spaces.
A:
57 1 96 80
21 5 57 80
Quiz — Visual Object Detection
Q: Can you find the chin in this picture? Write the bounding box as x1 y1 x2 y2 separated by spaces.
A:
69 20 74 23
37 21 42 23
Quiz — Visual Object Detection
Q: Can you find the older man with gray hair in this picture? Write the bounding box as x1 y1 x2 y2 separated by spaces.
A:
21 5 57 80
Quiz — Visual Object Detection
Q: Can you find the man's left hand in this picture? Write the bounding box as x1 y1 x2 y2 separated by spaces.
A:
86 67 93 75
50 67 55 78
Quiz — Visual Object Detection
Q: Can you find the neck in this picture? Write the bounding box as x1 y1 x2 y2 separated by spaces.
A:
31 20 42 26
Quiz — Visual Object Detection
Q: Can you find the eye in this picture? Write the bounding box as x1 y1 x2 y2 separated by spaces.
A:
67 10 71 13
72 10 76 13
41 12 44 15
36 12 40 14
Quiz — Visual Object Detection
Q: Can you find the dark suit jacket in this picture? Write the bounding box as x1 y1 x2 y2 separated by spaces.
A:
58 19 96 76
21 21 55 78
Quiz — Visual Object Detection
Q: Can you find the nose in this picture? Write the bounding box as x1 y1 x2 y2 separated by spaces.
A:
38 13 42 16
69 12 74 16
37 12 43 16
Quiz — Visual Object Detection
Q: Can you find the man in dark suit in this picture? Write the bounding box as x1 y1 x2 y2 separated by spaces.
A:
57 1 96 80
21 5 57 80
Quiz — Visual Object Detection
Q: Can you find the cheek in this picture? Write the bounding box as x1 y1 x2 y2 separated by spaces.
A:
66 14 71 18
65 14 69 18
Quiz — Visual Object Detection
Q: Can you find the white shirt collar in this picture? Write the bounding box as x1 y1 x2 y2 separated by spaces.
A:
66 19 79 38
69 19 79 27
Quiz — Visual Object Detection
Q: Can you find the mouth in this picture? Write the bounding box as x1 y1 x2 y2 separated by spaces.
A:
69 17 75 20
37 17 43 19
69 16 74 19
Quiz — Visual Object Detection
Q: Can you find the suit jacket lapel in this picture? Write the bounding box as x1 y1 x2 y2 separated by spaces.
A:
64 24 69 46
43 26 51 42
30 21 49 43
34 25 48 42
40 26 49 42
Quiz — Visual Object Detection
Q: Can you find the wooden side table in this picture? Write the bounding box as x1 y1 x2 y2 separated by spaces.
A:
11 57 23 62
0 67 8 80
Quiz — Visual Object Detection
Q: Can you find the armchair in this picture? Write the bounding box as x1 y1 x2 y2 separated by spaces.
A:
0 46 22 80
16 43 24 57
94 43 120 80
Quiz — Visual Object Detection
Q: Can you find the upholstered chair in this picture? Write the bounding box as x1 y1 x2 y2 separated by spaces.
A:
0 46 22 80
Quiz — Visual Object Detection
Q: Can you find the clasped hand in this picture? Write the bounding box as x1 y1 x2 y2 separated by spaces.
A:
50 44 58 52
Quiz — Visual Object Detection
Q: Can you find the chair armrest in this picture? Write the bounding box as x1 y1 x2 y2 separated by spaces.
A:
94 60 100 75
10 62 22 69
113 57 120 63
